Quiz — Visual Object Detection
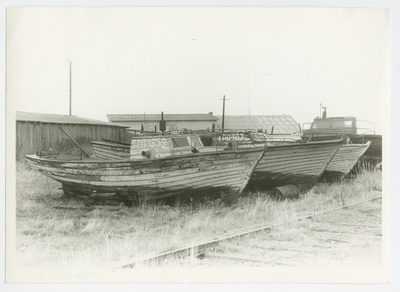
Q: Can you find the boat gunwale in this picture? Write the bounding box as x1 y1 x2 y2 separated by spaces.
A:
24 147 265 164
266 137 345 148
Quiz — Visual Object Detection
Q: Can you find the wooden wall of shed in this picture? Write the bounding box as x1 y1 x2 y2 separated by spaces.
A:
16 121 129 160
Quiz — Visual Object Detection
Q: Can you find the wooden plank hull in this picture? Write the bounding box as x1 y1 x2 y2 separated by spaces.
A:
25 148 264 201
92 138 345 194
319 142 371 182
247 139 344 193
91 141 129 160
302 132 381 163
350 135 382 163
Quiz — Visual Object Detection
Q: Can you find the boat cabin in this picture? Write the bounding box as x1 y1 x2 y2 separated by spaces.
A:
129 134 214 160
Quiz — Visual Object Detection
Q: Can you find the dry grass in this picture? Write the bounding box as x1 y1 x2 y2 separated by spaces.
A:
14 162 382 271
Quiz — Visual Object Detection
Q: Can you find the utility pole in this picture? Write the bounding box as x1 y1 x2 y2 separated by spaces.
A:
69 61 72 116
220 95 229 131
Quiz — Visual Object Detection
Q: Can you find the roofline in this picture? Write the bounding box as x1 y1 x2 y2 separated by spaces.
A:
314 116 357 120
106 113 218 122
109 119 218 122
215 114 294 116
16 119 129 128
16 111 129 128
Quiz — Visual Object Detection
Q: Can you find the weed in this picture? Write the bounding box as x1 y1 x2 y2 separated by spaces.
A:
14 162 382 270
354 167 382 192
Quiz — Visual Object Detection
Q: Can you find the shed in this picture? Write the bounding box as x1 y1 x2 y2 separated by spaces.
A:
215 115 301 134
16 111 129 160
107 113 218 132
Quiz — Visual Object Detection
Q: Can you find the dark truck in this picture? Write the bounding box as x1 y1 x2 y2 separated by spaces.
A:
302 109 382 163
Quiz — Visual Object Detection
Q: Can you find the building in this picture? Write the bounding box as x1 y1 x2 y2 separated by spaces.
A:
16 111 129 160
215 115 301 134
107 113 218 132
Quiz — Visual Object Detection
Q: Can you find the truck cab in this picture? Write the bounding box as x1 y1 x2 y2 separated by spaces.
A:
302 116 357 141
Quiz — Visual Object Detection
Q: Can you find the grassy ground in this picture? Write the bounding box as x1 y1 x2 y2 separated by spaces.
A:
14 162 382 273
166 197 382 268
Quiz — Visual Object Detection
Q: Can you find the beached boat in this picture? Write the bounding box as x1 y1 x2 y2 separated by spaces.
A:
200 130 369 189
247 139 344 193
193 131 344 193
91 130 345 195
25 134 265 203
318 141 371 182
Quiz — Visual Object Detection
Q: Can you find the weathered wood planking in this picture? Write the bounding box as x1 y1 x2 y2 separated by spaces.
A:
93 134 345 194
351 135 382 162
247 139 344 193
25 148 264 201
319 141 371 182
93 135 216 160
91 141 130 160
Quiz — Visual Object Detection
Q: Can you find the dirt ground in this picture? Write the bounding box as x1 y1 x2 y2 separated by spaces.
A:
160 197 382 267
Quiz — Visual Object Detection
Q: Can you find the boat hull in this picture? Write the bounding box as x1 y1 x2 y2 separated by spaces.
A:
350 135 382 163
302 132 381 163
25 149 264 201
319 142 371 182
247 139 343 193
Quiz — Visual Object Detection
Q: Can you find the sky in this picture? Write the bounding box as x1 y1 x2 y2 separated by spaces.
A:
6 7 389 133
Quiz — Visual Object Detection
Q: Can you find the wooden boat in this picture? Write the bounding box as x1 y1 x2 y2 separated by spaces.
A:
25 134 265 202
247 139 344 193
199 130 368 189
187 131 345 194
318 141 371 182
91 131 345 195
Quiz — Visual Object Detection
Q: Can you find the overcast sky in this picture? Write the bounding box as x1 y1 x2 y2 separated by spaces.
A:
6 7 389 133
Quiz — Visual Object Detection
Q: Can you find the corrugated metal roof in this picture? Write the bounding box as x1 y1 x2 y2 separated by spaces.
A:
215 115 300 134
16 111 128 128
107 113 218 122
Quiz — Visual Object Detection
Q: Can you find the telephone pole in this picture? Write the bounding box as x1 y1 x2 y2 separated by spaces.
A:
220 95 229 131
69 61 72 116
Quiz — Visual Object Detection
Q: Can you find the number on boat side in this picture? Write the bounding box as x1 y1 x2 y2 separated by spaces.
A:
217 133 244 142
132 138 167 149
